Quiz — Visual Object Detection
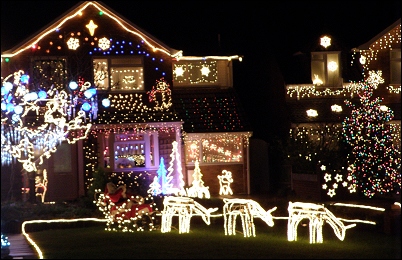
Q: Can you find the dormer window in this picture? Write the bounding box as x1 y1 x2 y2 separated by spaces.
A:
93 56 144 91
311 51 341 87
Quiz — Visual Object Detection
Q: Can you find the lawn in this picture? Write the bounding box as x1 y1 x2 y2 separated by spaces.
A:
27 216 401 259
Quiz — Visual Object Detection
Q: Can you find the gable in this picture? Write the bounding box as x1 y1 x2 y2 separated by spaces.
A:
357 18 401 51
1 1 182 59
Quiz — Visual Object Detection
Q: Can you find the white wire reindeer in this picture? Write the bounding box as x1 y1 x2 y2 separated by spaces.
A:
287 201 356 243
161 196 218 233
223 198 277 237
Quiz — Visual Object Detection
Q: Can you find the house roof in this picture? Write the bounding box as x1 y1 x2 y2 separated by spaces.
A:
94 87 253 134
286 97 352 124
1 1 182 59
172 88 253 133
95 91 181 125
355 18 401 51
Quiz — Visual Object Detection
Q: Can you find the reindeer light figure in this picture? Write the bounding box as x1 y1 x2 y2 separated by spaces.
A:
161 196 218 234
287 201 356 243
218 170 233 195
223 198 277 237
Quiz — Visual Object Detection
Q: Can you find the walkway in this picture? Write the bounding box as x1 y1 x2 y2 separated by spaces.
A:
6 233 38 259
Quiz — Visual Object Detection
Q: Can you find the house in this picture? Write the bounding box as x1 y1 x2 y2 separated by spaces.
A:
1 1 252 202
284 18 401 200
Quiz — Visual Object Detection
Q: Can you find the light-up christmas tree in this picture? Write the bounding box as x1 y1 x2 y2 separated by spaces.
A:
187 159 210 198
342 71 401 198
148 176 162 196
166 141 186 195
156 157 171 195
190 159 205 188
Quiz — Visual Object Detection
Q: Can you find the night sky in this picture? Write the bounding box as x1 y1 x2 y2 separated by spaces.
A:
1 1 401 140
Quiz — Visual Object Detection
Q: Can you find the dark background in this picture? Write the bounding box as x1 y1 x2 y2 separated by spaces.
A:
1 1 401 141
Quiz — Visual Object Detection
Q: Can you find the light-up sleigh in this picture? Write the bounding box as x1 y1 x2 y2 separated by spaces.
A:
95 190 160 232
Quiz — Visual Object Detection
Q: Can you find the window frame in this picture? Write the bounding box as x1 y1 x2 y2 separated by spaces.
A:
311 51 341 87
184 133 246 165
93 56 144 91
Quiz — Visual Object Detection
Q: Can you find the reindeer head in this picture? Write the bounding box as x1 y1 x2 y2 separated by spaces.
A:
325 214 356 241
263 206 277 227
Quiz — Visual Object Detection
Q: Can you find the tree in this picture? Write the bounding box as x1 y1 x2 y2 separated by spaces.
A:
148 176 162 196
156 157 170 195
166 141 185 195
1 70 96 200
1 70 95 173
187 159 210 199
342 71 401 198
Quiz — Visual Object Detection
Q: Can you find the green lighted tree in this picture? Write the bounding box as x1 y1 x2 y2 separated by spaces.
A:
342 71 401 198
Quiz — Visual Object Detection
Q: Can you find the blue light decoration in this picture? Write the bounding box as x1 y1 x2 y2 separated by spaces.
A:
3 82 13 92
89 37 168 78
82 102 91 111
84 88 97 99
14 105 23 114
0 87 7 96
6 103 14 112
101 98 110 108
69 81 78 90
1 233 11 258
20 74 30 84
23 92 38 101
38 90 47 99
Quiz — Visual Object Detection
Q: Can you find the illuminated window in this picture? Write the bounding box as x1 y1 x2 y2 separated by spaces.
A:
93 59 109 90
185 140 200 163
93 57 144 91
184 134 244 163
173 60 219 86
390 49 401 85
103 131 157 170
311 51 341 87
32 58 67 90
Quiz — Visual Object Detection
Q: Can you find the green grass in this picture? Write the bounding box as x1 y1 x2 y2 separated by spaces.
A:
28 217 401 259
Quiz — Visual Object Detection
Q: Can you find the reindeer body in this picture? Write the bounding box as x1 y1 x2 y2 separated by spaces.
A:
287 201 356 243
223 198 277 237
161 196 218 233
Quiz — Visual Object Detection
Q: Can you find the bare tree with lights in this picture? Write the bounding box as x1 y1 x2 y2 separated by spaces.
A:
1 70 97 200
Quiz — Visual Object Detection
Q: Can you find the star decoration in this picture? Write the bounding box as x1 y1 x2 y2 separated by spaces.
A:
327 189 336 197
322 184 327 190
200 66 211 76
320 165 326 171
98 37 110 50
333 183 338 189
347 175 353 181
334 174 343 182
320 36 331 48
174 66 184 77
324 173 332 182
67 37 80 50
366 70 384 88
86 20 98 36
342 181 348 187
348 185 357 193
